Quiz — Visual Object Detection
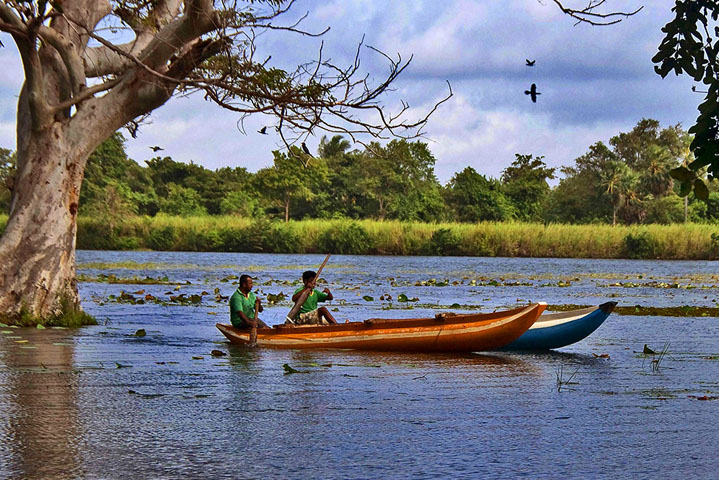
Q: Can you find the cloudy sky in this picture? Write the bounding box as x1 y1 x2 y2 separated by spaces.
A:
0 0 699 182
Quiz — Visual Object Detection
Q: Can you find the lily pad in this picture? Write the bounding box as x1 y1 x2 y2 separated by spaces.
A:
192 356 204 360
210 350 226 357
283 363 301 374
115 362 132 368
134 329 146 337
15 340 29 343
362 295 374 302
36 324 46 330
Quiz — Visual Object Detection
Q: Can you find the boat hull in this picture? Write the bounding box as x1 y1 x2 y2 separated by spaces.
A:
503 301 617 350
216 303 546 353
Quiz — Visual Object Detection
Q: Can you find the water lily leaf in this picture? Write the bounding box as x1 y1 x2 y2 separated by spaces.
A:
450 303 461 309
211 350 226 357
192 356 204 360
0 322 8 327
15 340 29 343
1 330 12 334
398 293 409 302
362 295 374 302
283 363 300 374
36 324 46 330
134 329 146 337
115 362 132 368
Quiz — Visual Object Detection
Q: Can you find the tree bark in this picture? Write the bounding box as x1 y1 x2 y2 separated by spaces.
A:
0 122 86 321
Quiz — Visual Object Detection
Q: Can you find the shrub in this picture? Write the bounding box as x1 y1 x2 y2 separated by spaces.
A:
147 226 176 251
265 221 301 253
318 221 374 254
426 228 463 256
623 232 656 259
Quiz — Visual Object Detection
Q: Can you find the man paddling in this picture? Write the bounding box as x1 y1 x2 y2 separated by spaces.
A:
290 270 337 325
230 275 269 329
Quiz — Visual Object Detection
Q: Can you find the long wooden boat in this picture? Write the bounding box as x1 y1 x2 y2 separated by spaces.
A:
216 303 546 353
503 301 617 350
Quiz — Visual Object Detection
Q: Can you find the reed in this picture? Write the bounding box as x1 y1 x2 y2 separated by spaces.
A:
1 214 717 259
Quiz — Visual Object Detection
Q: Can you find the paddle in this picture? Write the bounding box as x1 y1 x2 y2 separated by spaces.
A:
285 253 331 324
249 300 259 347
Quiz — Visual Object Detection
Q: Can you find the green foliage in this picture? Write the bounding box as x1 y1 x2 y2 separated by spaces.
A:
623 232 657 259
0 147 16 214
653 3 719 191
502 154 555 221
445 167 514 222
147 225 177 251
161 183 208 216
318 221 374 254
426 228 463 256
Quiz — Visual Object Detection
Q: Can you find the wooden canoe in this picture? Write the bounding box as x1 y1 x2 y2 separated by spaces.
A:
503 301 617 350
216 302 546 353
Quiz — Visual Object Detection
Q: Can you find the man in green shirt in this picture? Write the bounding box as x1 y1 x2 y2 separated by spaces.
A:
290 270 337 325
229 275 268 329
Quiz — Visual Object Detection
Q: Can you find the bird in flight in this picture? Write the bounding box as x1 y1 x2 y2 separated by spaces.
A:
526 59 535 66
149 146 164 152
302 142 312 156
524 84 540 102
258 126 268 134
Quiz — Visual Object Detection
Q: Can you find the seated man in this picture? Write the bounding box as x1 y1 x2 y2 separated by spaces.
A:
291 270 337 325
229 274 269 329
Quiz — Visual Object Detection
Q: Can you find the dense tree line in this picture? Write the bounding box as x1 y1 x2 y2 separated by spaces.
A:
1 119 717 225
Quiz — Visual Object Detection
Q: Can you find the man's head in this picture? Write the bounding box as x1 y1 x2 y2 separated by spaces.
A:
302 270 316 286
239 274 253 292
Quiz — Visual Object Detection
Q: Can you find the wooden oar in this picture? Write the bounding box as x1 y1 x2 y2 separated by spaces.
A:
285 253 331 324
249 300 259 347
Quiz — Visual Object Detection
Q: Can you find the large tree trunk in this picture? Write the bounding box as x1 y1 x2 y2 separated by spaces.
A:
0 122 86 322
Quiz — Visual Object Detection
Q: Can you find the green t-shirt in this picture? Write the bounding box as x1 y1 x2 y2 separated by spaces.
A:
229 289 256 328
293 287 329 314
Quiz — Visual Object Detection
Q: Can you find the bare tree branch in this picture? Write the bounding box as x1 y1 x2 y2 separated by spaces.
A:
550 0 642 26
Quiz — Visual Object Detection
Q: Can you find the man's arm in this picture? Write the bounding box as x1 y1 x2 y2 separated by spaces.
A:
321 288 333 301
236 310 258 327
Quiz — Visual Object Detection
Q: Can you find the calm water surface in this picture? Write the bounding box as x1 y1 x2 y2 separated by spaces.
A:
1 252 719 478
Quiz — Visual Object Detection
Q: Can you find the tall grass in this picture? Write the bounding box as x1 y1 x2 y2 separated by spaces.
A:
2 213 718 259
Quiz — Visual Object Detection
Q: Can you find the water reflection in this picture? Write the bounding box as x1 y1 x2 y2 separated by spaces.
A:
0 329 81 480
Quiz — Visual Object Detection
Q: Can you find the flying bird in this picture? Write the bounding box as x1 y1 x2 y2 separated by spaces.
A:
692 86 708 94
301 142 312 156
525 59 535 66
258 126 268 134
524 83 540 103
149 146 164 152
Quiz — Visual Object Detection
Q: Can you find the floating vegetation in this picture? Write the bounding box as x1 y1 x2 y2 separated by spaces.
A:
601 281 716 290
192 356 204 360
211 350 226 357
397 293 419 303
78 273 187 285
36 324 45 330
283 363 302 374
266 292 286 304
134 329 146 337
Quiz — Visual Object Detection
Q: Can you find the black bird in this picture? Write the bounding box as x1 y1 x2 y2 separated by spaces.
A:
301 142 312 156
258 126 268 135
150 146 164 152
692 86 708 94
524 83 541 103
525 59 535 66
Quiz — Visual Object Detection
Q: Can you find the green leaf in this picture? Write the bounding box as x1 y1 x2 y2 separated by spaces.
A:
669 166 695 182
362 295 374 301
36 324 46 330
397 293 409 302
134 329 146 337
283 363 300 374
679 180 692 197
694 178 710 201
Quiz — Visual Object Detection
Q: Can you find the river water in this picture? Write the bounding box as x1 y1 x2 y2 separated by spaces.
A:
1 252 719 478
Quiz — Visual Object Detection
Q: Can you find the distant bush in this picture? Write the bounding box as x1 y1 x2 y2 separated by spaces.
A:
146 226 176 251
623 232 656 259
426 228 463 256
318 222 374 254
